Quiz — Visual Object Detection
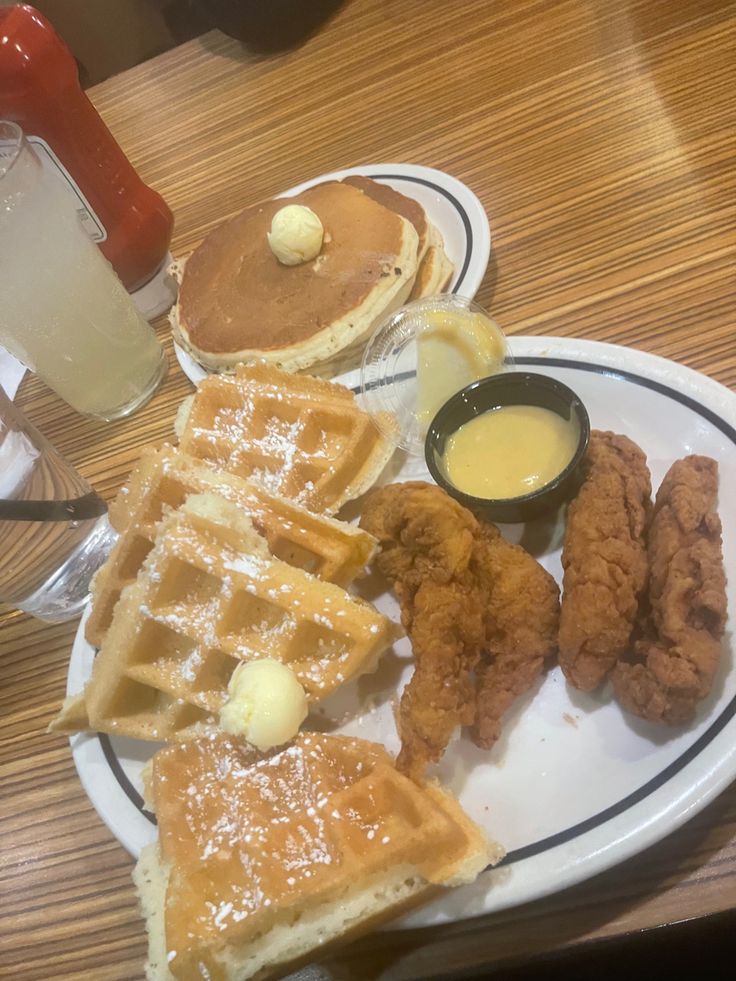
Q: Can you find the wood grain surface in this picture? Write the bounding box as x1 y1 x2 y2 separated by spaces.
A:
2 1 735 978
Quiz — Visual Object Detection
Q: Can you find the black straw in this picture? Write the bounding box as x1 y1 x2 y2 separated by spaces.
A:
0 491 108 522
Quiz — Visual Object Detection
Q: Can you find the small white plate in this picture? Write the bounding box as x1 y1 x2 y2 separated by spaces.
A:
66 336 736 929
173 163 491 385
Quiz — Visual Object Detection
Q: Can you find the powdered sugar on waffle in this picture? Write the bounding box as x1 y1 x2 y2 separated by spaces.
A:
177 364 396 514
156 734 396 936
148 729 496 981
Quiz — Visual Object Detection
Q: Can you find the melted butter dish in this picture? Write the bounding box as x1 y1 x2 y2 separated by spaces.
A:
360 294 513 454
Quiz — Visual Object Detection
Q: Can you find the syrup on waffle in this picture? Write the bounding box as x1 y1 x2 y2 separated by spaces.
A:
177 363 395 515
83 494 401 742
85 445 377 648
135 732 499 981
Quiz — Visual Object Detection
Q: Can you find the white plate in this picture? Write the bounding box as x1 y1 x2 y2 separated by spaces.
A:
173 163 491 385
67 336 736 929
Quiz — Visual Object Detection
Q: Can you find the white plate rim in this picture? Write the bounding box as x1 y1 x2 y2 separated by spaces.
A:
66 335 736 929
173 162 491 385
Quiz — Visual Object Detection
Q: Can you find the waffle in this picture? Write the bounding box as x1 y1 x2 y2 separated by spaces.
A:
48 692 90 734
85 445 377 648
134 732 500 981
82 494 401 742
177 363 395 515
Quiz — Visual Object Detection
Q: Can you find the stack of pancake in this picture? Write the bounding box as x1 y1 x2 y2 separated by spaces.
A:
171 178 454 376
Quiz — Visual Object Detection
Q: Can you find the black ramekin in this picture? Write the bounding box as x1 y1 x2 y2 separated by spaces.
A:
425 371 590 522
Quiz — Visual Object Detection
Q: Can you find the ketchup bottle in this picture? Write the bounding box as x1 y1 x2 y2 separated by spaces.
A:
0 4 173 292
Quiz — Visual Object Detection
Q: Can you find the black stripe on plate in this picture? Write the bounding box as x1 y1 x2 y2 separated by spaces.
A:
99 731 156 824
518 356 736 444
369 173 474 294
97 355 736 861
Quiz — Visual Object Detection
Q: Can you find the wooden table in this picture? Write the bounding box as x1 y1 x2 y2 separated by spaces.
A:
2 1 735 978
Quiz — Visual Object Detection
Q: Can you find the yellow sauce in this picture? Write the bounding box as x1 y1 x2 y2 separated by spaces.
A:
416 308 506 425
443 404 579 499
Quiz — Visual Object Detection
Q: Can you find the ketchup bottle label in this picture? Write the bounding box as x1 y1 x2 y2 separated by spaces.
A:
26 135 107 242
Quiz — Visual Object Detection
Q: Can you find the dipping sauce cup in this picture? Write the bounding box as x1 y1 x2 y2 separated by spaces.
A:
425 372 590 522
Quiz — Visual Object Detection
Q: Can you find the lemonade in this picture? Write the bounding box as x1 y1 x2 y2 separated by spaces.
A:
0 122 166 419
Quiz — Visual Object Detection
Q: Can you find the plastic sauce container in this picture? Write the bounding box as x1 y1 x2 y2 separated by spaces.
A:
360 294 513 455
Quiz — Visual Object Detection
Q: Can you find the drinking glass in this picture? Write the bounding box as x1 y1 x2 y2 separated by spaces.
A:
0 120 167 421
0 386 116 622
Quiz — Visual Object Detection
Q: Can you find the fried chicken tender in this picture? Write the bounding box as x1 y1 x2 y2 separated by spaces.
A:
558 431 652 691
360 482 559 777
360 483 483 777
396 581 484 778
359 481 476 618
613 456 727 724
471 524 561 749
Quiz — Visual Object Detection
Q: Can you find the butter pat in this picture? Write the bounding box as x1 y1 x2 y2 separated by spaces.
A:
416 308 506 425
220 659 308 751
267 205 324 266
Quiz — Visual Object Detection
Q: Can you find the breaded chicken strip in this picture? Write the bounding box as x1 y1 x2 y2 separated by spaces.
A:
396 581 484 778
613 456 727 724
559 431 652 691
360 482 559 776
471 524 560 748
360 483 483 778
359 481 476 620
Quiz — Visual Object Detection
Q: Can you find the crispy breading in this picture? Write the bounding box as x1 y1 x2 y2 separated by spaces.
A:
360 482 559 776
558 431 652 691
471 524 560 748
396 581 484 778
613 456 727 723
359 481 476 621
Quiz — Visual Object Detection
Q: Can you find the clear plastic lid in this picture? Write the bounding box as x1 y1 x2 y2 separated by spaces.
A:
360 294 513 454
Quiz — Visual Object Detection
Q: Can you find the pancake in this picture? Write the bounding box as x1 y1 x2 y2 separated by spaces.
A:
172 182 419 373
410 239 455 299
341 175 432 260
341 177 454 300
